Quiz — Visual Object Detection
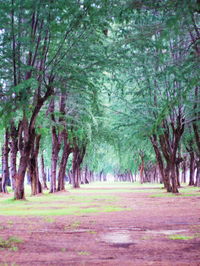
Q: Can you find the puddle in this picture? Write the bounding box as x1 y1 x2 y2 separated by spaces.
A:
101 231 134 244
146 229 187 235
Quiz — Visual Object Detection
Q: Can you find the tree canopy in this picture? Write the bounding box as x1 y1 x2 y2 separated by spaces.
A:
0 0 199 197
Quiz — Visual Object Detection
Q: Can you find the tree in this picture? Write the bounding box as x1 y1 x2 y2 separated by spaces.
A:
0 0 119 198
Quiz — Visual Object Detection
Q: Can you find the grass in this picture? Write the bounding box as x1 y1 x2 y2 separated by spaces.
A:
88 231 96 234
168 234 194 240
0 188 130 216
0 182 198 216
78 251 90 256
0 203 129 216
151 186 200 198
0 236 23 251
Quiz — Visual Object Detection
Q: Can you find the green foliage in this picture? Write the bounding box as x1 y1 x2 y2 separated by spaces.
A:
0 0 199 186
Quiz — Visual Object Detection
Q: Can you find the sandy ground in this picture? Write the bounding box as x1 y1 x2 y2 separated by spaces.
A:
0 186 200 266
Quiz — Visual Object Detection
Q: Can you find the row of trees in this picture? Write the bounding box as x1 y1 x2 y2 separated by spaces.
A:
0 0 121 199
109 0 200 192
0 0 199 199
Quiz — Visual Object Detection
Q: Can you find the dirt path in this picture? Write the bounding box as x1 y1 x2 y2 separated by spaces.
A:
0 186 200 265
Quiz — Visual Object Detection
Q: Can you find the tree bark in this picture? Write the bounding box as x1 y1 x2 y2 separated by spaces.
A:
83 166 90 184
150 135 172 192
10 121 18 190
50 126 61 193
170 161 179 193
189 151 195 186
2 129 10 193
181 156 187 183
72 147 80 188
14 153 28 200
195 160 200 187
72 145 86 188
139 151 145 184
29 133 42 195
57 130 71 191
40 153 48 190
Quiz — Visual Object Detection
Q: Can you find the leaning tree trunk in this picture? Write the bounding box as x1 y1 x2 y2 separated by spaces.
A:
150 135 172 192
2 129 10 193
14 86 53 200
14 117 33 199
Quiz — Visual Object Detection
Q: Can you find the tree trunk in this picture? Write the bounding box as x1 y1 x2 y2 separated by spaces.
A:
57 136 71 191
72 148 80 188
175 157 182 187
14 118 35 199
195 160 200 187
29 133 42 195
10 122 18 190
158 116 184 194
139 151 145 184
40 153 48 190
163 162 173 192
50 126 61 193
14 154 28 200
14 85 53 200
170 161 179 193
189 151 195 186
84 166 90 184
72 145 86 188
150 135 172 191
2 129 10 193
181 156 187 183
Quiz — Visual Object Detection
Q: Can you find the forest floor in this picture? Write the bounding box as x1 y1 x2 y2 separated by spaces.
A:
0 183 200 266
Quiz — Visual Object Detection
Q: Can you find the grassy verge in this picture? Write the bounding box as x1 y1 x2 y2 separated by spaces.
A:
0 188 130 216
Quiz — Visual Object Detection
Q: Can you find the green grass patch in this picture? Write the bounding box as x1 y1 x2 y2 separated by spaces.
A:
0 192 129 216
0 236 23 251
168 234 194 240
0 205 129 216
151 186 199 198
151 193 199 198
78 251 90 256
2 182 181 216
